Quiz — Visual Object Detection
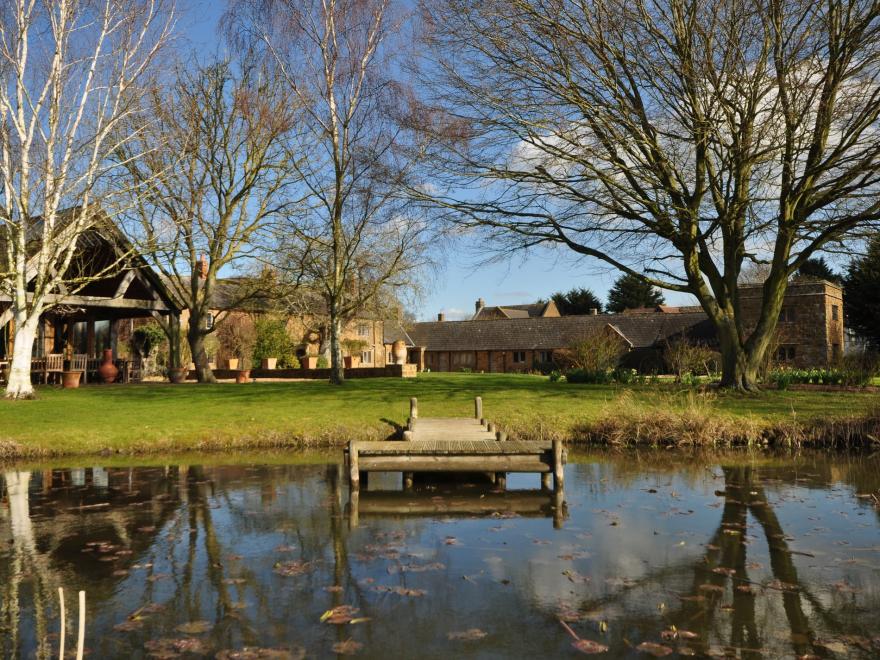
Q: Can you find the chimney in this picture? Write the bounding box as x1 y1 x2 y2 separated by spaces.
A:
475 298 485 314
589 308 598 315
437 312 446 322
197 254 208 280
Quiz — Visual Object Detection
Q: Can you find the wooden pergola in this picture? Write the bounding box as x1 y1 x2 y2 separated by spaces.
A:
0 220 180 380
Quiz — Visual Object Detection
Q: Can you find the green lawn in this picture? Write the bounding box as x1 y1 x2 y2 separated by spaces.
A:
0 372 876 458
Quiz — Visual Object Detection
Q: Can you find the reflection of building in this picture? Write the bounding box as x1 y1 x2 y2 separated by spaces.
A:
389 280 846 373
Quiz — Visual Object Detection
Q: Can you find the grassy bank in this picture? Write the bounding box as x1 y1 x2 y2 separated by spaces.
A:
0 373 878 459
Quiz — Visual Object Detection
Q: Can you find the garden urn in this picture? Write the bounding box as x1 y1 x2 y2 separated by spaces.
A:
261 357 277 370
392 339 407 365
98 349 118 384
226 358 239 370
62 370 82 389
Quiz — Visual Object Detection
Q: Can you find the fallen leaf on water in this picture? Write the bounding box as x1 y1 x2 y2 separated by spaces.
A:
320 605 360 624
332 639 363 655
572 639 609 654
447 628 488 641
636 641 674 657
175 620 212 634
324 585 344 593
113 619 144 632
273 561 313 577
372 585 426 597
216 647 305 660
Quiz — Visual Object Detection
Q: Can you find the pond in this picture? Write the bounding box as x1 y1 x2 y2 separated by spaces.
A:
1 450 878 659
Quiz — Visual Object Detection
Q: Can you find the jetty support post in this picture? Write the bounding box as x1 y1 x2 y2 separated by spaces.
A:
410 397 418 420
541 472 552 491
474 396 482 420
496 430 507 442
495 472 507 489
403 472 414 490
552 439 564 490
349 443 360 492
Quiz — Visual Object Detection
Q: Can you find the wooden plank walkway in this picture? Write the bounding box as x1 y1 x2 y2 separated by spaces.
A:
346 397 565 492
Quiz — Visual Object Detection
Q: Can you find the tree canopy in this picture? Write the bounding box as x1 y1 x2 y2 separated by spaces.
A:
550 288 603 315
607 274 666 313
417 0 880 389
844 236 880 349
794 257 842 284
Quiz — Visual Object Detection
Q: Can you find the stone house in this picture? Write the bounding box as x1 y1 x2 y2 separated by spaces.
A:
388 280 845 373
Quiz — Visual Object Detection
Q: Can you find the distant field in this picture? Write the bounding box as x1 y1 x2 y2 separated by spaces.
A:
0 373 877 458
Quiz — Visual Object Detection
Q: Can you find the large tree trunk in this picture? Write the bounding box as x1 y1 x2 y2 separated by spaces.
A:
717 321 759 392
187 318 216 384
4 315 38 400
329 309 344 385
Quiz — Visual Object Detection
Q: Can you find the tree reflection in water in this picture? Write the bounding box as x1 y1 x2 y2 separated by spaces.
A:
0 454 877 658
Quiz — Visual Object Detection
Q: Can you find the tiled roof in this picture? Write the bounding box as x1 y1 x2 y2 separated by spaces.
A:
403 312 715 351
473 302 551 320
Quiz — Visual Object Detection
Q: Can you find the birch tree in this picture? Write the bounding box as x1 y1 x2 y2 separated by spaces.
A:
418 0 880 391
0 0 174 399
228 0 433 384
115 58 297 383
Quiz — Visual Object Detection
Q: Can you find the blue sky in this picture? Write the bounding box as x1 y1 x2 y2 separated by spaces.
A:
180 1 697 320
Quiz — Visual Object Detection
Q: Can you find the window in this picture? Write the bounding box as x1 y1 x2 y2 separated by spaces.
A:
831 305 839 321
205 313 215 330
512 351 526 364
776 345 797 362
451 352 474 369
779 307 796 323
357 323 370 337
361 350 373 364
538 350 553 363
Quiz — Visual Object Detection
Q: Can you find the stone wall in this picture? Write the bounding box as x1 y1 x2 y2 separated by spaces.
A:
738 280 844 368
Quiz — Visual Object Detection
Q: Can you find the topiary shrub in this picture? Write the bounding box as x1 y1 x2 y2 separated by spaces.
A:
252 317 299 368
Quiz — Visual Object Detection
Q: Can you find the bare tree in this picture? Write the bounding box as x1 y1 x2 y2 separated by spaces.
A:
115 58 297 383
0 0 174 398
417 0 880 390
227 0 433 384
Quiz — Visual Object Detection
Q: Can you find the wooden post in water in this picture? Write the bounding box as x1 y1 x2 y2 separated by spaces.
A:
496 430 507 442
349 444 360 492
552 439 564 490
496 472 507 489
410 397 418 420
474 396 482 420
402 430 414 441
488 422 496 434
541 472 552 490
403 472 414 490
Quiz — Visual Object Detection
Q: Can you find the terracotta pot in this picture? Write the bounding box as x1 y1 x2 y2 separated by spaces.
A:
261 357 277 370
392 339 407 365
226 358 239 370
62 370 82 389
169 367 188 384
302 356 318 369
235 369 251 384
98 349 118 384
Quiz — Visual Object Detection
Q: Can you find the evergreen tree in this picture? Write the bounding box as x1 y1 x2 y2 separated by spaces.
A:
794 257 842 284
844 236 880 347
549 288 603 315
606 274 665 313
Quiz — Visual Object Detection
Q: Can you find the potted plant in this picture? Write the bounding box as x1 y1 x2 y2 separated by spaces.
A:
342 339 368 369
217 318 256 383
253 317 296 371
261 357 277 370
61 369 82 389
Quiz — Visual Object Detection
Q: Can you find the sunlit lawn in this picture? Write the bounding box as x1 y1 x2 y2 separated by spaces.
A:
0 372 876 456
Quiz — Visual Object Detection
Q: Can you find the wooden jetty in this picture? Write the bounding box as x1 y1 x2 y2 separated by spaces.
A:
346 396 566 493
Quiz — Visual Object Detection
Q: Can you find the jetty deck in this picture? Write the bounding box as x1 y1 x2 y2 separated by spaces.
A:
346 397 565 492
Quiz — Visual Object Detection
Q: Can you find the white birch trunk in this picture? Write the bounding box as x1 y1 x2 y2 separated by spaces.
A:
4 318 38 399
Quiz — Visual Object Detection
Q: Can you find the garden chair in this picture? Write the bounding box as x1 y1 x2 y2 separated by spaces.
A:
71 354 88 384
43 353 64 384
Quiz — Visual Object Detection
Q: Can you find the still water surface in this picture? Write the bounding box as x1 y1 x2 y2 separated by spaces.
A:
1 451 878 659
